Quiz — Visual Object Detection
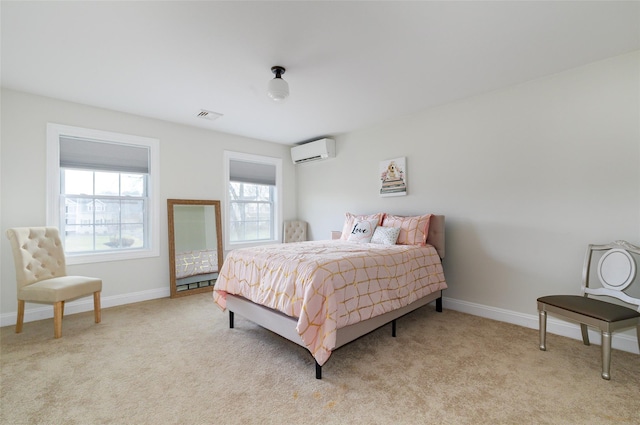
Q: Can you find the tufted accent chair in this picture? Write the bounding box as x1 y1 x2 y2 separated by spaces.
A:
6 227 102 338
283 220 307 243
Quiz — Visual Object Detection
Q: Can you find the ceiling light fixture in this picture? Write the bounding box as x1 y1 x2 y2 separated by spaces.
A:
267 66 289 102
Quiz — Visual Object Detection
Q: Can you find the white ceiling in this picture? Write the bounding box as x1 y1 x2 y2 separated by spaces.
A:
2 1 639 145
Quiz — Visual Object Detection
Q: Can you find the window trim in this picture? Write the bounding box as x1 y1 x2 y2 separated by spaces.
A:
47 123 160 265
223 151 282 250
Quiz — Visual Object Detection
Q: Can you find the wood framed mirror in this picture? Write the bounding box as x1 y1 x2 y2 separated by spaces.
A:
168 199 223 298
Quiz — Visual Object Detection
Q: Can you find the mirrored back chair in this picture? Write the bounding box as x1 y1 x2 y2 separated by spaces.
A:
537 240 640 379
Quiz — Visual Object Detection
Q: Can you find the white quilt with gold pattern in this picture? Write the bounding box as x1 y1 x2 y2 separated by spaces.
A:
213 240 447 365
175 250 218 279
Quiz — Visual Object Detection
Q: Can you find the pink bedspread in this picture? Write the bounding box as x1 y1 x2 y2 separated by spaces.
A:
213 241 446 365
175 249 218 279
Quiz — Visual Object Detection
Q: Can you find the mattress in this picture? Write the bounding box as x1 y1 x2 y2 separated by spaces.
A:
214 240 447 365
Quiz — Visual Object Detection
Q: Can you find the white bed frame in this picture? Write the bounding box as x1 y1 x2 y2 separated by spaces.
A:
226 215 446 379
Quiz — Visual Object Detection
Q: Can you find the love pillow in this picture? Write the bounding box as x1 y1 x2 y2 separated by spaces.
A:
340 212 385 240
347 219 378 243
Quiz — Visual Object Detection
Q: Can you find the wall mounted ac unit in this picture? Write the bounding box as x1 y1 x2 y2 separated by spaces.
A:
291 138 335 164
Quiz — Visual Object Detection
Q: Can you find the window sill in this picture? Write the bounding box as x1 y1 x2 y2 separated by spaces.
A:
66 248 159 265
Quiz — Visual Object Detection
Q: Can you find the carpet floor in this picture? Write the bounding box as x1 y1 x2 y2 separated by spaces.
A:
1 293 639 424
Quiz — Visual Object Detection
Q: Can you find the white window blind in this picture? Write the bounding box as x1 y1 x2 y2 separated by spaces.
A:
229 159 276 185
59 136 150 173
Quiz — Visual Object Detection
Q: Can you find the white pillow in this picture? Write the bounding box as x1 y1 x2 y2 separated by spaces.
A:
340 212 384 240
347 219 378 243
371 226 401 246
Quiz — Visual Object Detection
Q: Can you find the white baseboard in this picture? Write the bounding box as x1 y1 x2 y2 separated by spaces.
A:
0 287 170 328
443 297 639 355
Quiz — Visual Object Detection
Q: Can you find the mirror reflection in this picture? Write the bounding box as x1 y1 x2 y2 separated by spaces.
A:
168 199 223 298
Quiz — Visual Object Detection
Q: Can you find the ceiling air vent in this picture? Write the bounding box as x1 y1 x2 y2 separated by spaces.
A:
196 109 223 121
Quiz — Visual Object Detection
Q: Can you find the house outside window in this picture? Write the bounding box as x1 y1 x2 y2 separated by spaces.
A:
47 123 160 264
224 151 282 248
61 169 146 252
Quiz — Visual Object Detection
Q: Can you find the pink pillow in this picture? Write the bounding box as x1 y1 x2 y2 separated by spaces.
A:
340 212 385 240
381 214 432 246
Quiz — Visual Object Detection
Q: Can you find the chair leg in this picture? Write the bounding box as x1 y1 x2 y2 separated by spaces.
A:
538 309 547 351
53 301 63 339
16 300 25 334
601 331 612 380
636 325 640 354
93 291 101 324
580 324 590 346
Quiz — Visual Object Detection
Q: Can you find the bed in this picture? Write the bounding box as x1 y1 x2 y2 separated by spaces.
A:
174 249 219 291
213 214 446 378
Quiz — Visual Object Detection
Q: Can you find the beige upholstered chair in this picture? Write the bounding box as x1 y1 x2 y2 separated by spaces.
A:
537 240 640 380
283 220 307 243
6 227 102 338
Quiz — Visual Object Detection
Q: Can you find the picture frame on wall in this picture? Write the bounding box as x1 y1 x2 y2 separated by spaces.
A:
379 157 407 197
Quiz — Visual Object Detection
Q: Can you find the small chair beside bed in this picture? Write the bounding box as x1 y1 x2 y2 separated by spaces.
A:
214 213 447 379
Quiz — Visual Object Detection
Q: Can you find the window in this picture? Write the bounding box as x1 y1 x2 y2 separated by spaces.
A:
224 151 282 248
47 124 160 264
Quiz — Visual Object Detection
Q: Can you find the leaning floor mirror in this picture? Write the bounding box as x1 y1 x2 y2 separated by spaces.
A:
168 199 223 298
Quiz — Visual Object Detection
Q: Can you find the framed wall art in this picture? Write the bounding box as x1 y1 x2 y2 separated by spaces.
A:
379 157 407 197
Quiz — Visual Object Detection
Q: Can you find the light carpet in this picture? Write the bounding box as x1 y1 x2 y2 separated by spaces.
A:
1 293 639 424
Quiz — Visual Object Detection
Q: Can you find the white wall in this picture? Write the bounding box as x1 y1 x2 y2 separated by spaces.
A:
0 89 297 323
297 51 640 352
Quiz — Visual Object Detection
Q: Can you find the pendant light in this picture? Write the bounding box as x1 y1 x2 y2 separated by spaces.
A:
267 66 289 102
